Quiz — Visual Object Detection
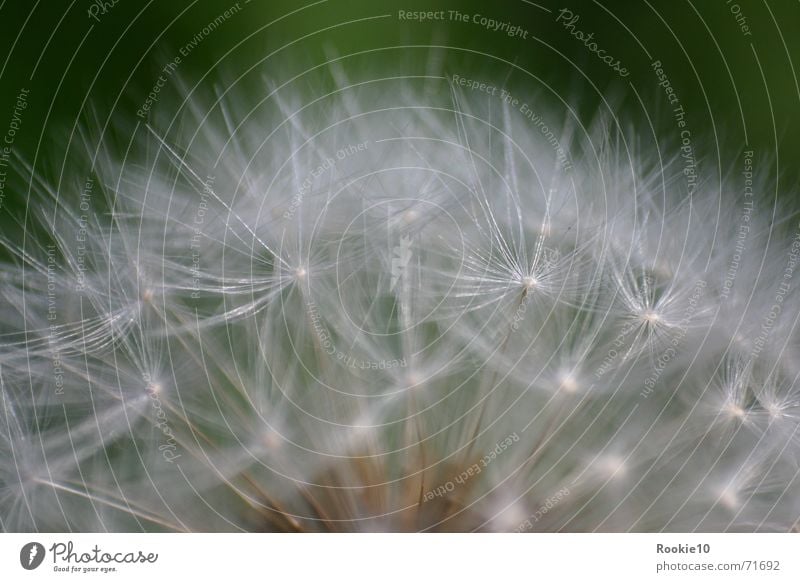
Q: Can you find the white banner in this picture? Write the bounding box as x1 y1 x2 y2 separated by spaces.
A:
1 533 797 581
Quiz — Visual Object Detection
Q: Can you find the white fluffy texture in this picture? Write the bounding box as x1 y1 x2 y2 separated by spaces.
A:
1 79 799 532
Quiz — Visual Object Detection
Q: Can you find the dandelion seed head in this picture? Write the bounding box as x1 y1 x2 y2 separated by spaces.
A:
718 486 741 511
598 455 627 479
3 71 798 533
491 501 529 531
640 308 661 325
725 402 746 420
651 260 674 281
403 209 419 225
558 371 579 394
263 428 284 451
349 414 378 439
765 403 784 421
405 371 424 388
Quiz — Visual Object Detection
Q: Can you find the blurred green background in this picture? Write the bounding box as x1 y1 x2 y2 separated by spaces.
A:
0 0 798 214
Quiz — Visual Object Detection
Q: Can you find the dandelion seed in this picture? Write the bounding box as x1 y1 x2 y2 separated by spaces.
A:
522 275 538 290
